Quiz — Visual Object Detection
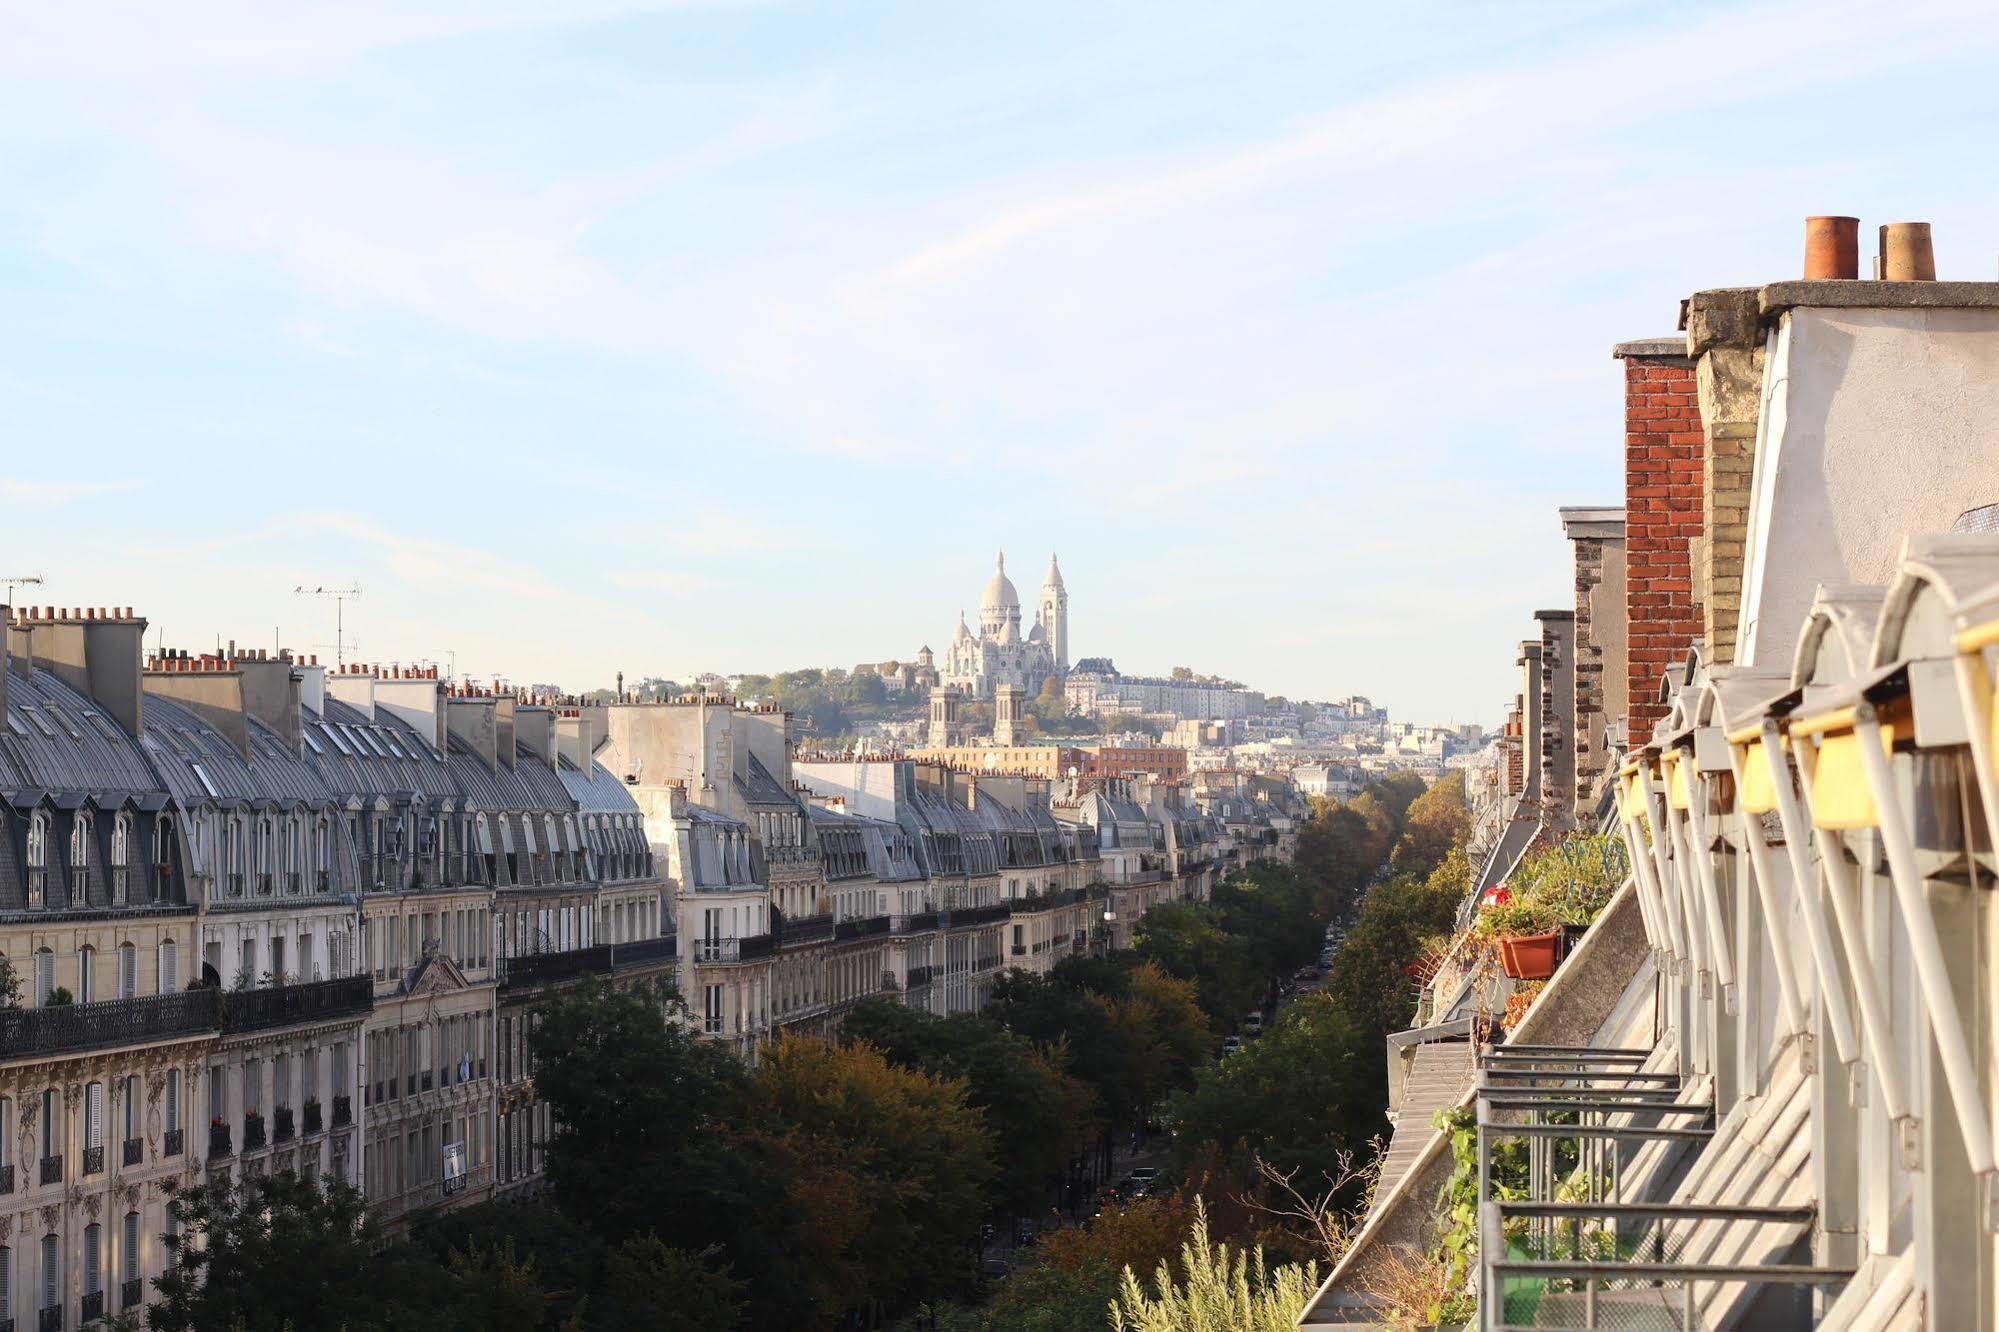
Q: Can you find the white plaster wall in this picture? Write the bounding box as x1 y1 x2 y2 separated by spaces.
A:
1740 306 1999 669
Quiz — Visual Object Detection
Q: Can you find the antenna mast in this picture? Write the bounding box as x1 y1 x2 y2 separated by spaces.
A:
293 584 363 669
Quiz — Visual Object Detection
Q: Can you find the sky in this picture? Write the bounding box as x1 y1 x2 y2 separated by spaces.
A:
6 0 1999 723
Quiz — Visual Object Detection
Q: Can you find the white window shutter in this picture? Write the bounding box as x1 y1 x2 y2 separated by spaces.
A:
84 1224 100 1295
160 940 178 993
119 944 136 999
87 1082 104 1149
124 1212 140 1281
43 1233 58 1307
165 1072 180 1132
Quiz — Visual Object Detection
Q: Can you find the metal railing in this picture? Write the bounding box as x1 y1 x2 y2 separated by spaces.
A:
834 915 891 941
776 913 835 949
39 1154 61 1185
332 1095 353 1127
304 1100 323 1135
945 902 1011 927
1479 1200 1851 1331
222 976 371 1033
208 1123 231 1158
121 1277 142 1310
82 1144 103 1176
0 989 220 1059
891 911 940 934
611 935 678 969
243 1111 266 1151
274 1106 295 1143
694 934 773 963
499 944 612 989
164 1127 183 1157
123 1137 142 1167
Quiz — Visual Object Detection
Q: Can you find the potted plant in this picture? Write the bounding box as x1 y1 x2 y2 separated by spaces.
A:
1478 902 1561 980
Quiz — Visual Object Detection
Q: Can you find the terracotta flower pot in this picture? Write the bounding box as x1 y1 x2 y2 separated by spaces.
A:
1498 931 1560 980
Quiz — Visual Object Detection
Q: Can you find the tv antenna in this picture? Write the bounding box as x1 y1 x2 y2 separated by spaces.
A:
0 574 45 604
294 584 362 669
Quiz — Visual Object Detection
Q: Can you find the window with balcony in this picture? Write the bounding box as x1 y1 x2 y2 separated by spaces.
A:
122 1211 141 1309
84 1081 104 1175
122 1075 141 1166
83 1220 102 1319
40 1233 58 1322
164 1068 182 1157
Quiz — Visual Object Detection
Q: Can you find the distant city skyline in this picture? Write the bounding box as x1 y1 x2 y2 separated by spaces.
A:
7 2 1999 723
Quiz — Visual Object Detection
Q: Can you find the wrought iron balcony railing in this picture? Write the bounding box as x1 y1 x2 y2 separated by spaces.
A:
39 1154 61 1185
164 1128 183 1157
610 935 678 969
0 990 220 1060
221 976 371 1034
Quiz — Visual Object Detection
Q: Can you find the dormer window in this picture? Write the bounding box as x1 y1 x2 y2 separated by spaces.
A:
153 814 176 897
110 813 132 905
26 810 50 909
69 812 92 904
223 820 244 898
255 815 275 895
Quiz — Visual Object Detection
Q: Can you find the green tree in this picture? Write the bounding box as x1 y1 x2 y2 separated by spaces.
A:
754 1035 998 1320
599 1236 747 1332
1167 993 1382 1196
1324 849 1469 1044
841 998 1093 1216
1131 901 1260 1029
1391 772 1470 874
529 980 808 1326
148 1173 408 1331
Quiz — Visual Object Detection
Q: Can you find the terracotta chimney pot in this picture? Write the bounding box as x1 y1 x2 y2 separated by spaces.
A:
1880 222 1936 281
1804 215 1860 279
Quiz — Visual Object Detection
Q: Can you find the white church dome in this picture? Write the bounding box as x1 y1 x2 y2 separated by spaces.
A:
981 552 1020 612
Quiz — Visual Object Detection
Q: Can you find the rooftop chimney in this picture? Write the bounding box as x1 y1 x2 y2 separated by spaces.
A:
1879 222 1936 281
1803 215 1859 279
17 607 149 738
325 666 376 721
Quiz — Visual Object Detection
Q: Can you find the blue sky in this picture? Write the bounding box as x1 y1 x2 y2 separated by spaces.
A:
6 0 1999 722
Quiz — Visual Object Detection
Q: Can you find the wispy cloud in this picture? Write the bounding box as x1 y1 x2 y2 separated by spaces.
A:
0 478 141 505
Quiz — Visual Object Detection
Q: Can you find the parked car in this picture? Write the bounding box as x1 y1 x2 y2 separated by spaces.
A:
1222 1035 1242 1055
1128 1167 1160 1185
1241 1011 1265 1036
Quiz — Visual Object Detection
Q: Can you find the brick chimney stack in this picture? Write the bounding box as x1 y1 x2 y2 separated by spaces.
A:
1615 338 1704 745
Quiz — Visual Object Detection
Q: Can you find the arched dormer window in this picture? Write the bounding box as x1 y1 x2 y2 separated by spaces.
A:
111 812 132 905
544 816 561 881
281 818 299 893
152 813 176 900
26 810 50 909
223 819 244 898
255 815 275 895
69 811 92 904
314 817 330 892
